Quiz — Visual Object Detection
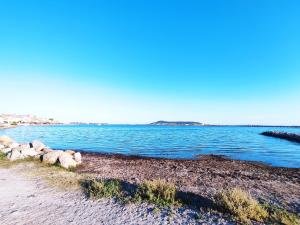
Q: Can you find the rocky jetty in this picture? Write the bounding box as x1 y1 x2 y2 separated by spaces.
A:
0 136 82 169
261 131 300 143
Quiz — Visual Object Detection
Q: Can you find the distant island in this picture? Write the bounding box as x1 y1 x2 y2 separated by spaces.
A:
149 120 204 126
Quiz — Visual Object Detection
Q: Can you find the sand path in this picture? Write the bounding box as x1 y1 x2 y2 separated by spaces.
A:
0 168 230 225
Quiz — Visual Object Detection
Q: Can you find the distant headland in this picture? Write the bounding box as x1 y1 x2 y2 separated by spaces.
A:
149 120 204 126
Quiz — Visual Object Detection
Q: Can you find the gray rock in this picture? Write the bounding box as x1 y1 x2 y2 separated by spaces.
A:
41 148 53 154
7 149 21 161
43 150 63 164
74 152 82 164
65 150 75 155
14 144 34 158
30 140 46 152
8 144 33 160
8 142 19 149
6 152 11 159
19 143 31 149
58 152 77 169
21 148 37 157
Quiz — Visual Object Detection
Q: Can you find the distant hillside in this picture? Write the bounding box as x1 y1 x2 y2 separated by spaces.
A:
149 121 203 126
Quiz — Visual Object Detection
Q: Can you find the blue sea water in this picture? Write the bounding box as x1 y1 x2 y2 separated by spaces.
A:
1 125 300 168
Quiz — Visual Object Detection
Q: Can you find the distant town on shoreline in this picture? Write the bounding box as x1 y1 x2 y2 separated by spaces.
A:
1 114 299 128
0 114 61 127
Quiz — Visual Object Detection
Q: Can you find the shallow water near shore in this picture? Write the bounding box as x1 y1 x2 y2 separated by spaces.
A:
1 125 300 168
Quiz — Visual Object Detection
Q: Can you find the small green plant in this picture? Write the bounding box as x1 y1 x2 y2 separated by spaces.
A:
10 121 18 126
215 188 268 224
264 204 300 225
82 178 122 199
135 179 177 207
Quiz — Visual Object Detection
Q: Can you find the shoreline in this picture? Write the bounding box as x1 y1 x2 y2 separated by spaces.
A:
57 149 300 169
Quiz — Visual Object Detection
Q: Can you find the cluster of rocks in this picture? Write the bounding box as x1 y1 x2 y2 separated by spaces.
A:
0 135 82 169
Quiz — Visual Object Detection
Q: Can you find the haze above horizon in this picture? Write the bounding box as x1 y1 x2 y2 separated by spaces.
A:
0 1 299 125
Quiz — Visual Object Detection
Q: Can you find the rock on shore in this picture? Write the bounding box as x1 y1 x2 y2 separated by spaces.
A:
0 135 82 169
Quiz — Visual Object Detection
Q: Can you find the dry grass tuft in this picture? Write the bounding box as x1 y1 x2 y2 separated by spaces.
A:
82 178 122 199
136 179 177 207
0 153 38 168
265 205 300 225
215 187 268 224
25 163 84 190
81 178 179 207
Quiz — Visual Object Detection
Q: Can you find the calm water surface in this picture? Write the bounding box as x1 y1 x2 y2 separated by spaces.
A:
1 125 300 168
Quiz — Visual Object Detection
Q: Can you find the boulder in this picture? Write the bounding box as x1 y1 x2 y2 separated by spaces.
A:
30 140 46 152
7 149 22 161
41 148 53 154
43 150 63 164
21 148 37 157
65 150 75 155
8 142 19 149
58 152 77 169
19 143 31 149
6 152 11 159
0 144 4 149
0 148 12 154
74 152 82 164
0 135 14 146
10 145 30 159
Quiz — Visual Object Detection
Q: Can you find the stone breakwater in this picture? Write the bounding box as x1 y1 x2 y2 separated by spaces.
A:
0 136 82 169
261 131 300 144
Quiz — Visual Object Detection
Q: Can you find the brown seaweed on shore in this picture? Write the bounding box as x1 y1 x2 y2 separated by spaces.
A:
77 152 300 214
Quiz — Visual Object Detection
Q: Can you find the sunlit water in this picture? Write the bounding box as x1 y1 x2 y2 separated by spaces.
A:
1 125 300 168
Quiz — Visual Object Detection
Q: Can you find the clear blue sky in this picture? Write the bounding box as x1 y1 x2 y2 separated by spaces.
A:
0 0 299 125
